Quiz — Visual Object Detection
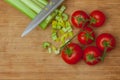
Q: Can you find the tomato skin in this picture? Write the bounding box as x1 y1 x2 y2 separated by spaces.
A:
90 10 106 27
77 27 95 45
71 10 89 28
61 43 83 64
96 33 116 52
83 46 102 65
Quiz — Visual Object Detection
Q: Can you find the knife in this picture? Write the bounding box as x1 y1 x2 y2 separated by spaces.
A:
21 0 64 37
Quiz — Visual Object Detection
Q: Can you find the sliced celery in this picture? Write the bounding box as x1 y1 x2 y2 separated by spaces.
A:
40 12 57 29
52 32 58 41
42 42 51 48
5 0 36 19
62 13 68 21
48 47 52 53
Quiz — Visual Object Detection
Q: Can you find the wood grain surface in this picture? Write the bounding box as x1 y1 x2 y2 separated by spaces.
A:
0 0 120 80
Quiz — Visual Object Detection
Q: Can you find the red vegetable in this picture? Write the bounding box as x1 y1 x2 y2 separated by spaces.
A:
71 10 89 28
90 10 106 27
61 43 83 64
77 27 95 45
83 46 102 65
96 33 116 52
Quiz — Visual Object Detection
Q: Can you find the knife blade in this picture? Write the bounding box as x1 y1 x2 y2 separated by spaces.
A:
21 0 64 37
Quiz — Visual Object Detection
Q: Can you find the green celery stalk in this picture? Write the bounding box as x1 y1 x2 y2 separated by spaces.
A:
5 0 57 29
20 0 42 13
37 0 48 5
32 0 45 8
5 0 36 19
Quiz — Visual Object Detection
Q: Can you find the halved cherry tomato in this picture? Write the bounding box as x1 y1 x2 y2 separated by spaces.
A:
71 10 89 28
61 43 83 64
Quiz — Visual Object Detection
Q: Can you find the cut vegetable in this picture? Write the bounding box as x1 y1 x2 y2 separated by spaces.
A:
42 42 51 48
52 32 58 41
62 13 68 21
40 5 73 54
48 47 52 53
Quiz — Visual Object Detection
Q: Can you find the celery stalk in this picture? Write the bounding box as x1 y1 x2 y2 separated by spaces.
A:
5 0 57 29
5 0 36 19
37 0 48 5
20 0 42 13
32 0 45 8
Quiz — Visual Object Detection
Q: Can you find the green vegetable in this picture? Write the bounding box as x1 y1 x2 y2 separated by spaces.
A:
5 0 57 29
62 13 68 21
42 42 51 48
50 5 74 54
37 0 48 5
58 6 66 14
52 32 58 41
32 0 45 8
5 0 36 19
48 47 52 53
21 0 41 13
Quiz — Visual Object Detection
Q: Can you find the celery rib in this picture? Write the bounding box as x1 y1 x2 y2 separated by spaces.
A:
5 0 57 29
32 0 45 9
37 0 48 5
5 0 36 19
20 0 42 13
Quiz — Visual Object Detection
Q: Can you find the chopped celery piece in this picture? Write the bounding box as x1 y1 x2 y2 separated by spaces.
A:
52 20 62 29
52 46 60 55
62 28 67 32
42 42 51 48
68 32 74 37
54 49 60 55
52 32 58 41
21 0 41 13
66 21 71 27
61 33 69 44
62 13 68 21
59 30 64 34
5 0 36 19
52 46 57 51
59 6 66 14
52 21 57 29
48 47 52 53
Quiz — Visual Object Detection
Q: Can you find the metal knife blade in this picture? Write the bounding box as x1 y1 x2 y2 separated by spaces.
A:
21 0 64 37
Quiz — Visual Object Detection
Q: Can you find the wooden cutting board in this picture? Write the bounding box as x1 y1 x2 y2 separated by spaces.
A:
0 0 120 80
